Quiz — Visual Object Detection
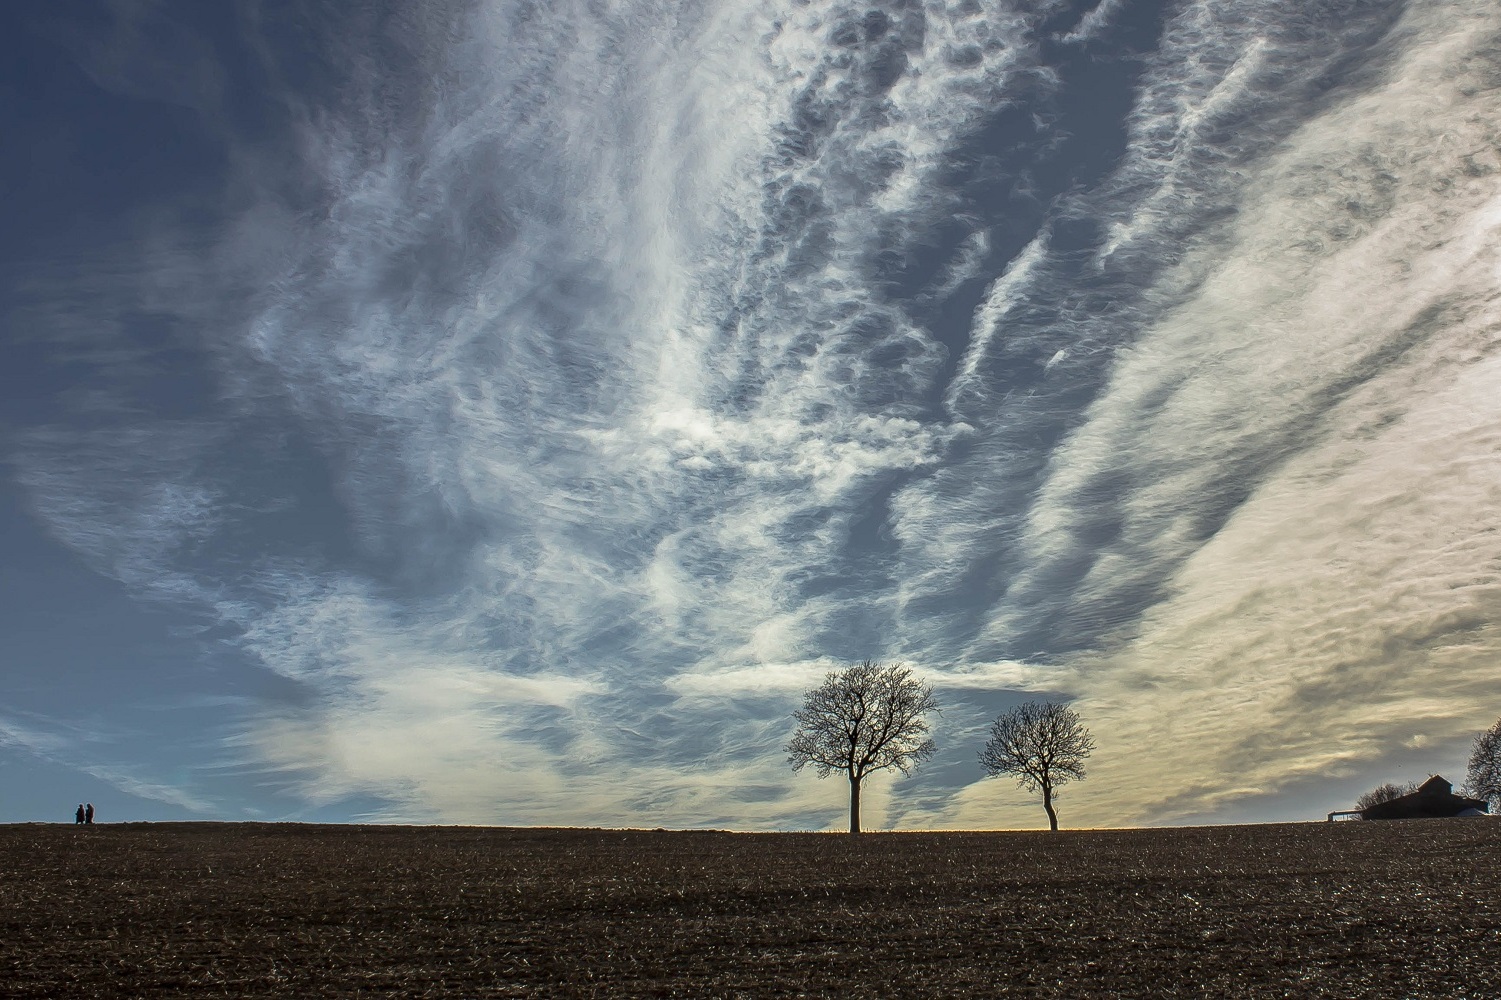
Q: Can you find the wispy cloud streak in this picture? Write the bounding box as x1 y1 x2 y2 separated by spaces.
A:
7 0 1501 828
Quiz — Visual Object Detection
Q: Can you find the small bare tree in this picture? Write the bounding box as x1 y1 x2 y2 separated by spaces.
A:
979 701 1095 831
1466 717 1501 811
1354 781 1417 813
786 660 939 834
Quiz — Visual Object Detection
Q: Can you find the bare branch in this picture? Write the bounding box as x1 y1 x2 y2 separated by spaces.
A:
979 701 1095 831
786 661 940 833
1354 781 1418 813
1466 718 1501 811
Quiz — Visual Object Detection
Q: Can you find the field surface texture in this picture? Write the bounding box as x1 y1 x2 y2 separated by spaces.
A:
2 821 1499 997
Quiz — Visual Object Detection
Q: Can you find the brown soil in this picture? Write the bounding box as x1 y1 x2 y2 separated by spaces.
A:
2 820 1498 997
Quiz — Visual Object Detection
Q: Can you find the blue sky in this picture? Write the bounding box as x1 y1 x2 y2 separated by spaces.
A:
4 0 1501 829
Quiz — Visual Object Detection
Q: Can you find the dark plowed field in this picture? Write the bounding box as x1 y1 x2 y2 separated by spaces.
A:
2 820 1499 997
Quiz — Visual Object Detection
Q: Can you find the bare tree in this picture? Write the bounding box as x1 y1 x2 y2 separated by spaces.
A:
1354 780 1417 813
979 701 1095 831
1466 717 1501 811
786 660 939 834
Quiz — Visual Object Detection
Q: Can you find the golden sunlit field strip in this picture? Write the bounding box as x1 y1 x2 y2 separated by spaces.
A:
3 820 1499 997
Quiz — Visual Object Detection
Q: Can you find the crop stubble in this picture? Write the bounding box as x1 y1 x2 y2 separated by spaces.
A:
2 820 1498 997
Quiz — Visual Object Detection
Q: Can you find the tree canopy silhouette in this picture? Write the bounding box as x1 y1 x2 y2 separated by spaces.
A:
1354 781 1417 813
1466 717 1501 810
980 701 1095 831
786 660 939 834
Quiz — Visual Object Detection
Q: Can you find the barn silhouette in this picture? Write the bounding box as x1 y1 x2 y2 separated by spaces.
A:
1359 775 1488 821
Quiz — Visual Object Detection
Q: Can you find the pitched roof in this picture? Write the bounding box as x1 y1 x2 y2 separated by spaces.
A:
1418 774 1452 795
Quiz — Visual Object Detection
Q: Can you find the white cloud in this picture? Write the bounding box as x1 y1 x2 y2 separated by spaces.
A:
1058 0 1125 46
936 0 1501 827
9 0 1501 831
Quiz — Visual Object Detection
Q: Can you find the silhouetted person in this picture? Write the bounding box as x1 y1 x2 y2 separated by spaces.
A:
75 804 85 825
84 803 94 825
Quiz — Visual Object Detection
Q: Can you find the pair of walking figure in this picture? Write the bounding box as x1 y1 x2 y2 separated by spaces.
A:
74 803 94 825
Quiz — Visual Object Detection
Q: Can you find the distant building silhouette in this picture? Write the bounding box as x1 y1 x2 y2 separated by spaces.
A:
1360 775 1488 821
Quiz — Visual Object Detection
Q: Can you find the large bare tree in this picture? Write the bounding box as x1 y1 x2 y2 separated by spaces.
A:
979 701 1095 831
786 660 939 834
1466 717 1501 810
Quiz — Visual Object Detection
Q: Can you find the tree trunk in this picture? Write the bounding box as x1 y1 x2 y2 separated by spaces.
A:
849 774 862 835
1042 782 1058 832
